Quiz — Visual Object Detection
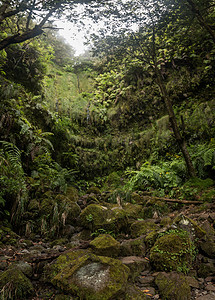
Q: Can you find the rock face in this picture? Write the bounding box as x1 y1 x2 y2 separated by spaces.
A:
45 249 130 300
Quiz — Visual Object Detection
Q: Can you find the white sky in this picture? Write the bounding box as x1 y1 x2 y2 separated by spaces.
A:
55 21 90 56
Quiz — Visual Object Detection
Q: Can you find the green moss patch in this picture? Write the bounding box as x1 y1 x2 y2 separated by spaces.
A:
90 234 120 257
0 267 34 299
150 229 196 273
155 272 191 300
130 220 158 238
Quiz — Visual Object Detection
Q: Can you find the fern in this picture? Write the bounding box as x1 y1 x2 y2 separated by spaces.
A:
0 141 23 173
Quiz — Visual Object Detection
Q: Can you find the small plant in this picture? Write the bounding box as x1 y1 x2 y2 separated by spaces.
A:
91 228 116 238
86 214 93 222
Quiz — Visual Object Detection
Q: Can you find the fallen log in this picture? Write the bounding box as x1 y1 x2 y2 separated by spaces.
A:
149 196 203 205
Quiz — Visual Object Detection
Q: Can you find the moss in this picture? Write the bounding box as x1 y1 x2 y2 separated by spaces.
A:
160 216 172 227
79 204 108 229
86 186 101 195
65 186 79 202
79 204 129 232
50 238 68 247
123 203 143 219
90 234 120 257
173 215 206 239
40 197 55 216
0 267 34 299
184 177 214 190
120 236 146 256
145 231 159 249
142 200 169 218
44 249 88 281
0 226 20 246
197 262 215 278
130 192 145 204
45 249 130 300
123 284 147 299
130 220 158 238
155 272 191 300
28 199 40 211
150 230 195 273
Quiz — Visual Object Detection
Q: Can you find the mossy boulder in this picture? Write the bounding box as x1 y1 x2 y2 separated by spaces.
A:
145 231 159 249
142 199 169 218
0 267 34 299
123 284 147 299
130 220 158 238
79 204 128 232
44 249 130 300
120 256 149 282
86 186 101 195
0 226 20 246
198 221 215 258
155 272 191 300
90 234 120 257
150 230 195 273
173 215 206 239
65 186 79 202
122 203 143 219
120 236 146 256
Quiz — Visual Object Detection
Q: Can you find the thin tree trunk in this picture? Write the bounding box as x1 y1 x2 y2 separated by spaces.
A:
155 64 196 177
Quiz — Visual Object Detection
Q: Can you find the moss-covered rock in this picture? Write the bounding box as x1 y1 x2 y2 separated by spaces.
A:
44 249 130 300
150 229 195 273
0 267 34 299
120 236 146 256
145 231 159 249
160 216 172 227
0 226 20 246
90 234 120 257
86 186 101 195
120 256 149 281
197 260 215 278
123 284 147 299
65 186 79 202
130 220 158 238
79 204 128 232
155 272 191 300
122 203 143 219
198 221 215 258
173 215 206 239
79 204 109 229
142 199 169 218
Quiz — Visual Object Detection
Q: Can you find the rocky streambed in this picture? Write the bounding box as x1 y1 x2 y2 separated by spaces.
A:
0 189 215 299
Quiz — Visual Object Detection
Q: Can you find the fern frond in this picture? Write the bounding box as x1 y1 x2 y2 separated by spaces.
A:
0 141 23 172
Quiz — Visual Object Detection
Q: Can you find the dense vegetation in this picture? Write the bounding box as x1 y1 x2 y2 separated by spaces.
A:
0 1 215 298
0 0 215 230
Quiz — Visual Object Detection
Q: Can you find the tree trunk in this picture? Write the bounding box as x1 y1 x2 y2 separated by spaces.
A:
155 64 196 177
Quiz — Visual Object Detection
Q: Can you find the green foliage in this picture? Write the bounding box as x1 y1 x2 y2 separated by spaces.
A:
125 160 184 194
29 153 76 196
0 141 27 223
